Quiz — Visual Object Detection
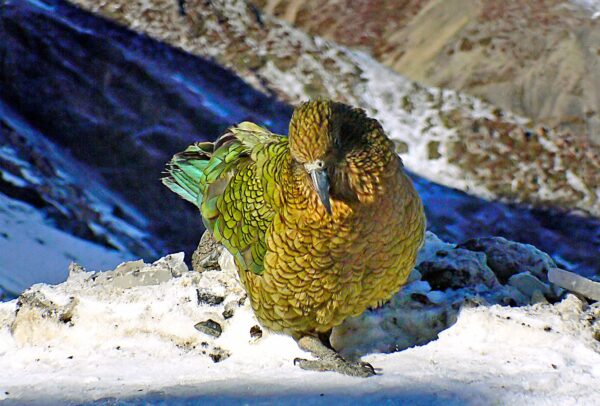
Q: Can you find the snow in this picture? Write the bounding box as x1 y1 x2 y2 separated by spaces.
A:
0 101 158 296
346 51 497 200
1 243 599 404
571 0 600 18
0 193 133 296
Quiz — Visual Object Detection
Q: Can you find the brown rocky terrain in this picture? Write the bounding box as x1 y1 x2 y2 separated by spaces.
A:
69 0 599 217
254 0 600 147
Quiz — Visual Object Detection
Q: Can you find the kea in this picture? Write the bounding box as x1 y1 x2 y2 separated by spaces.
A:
163 100 426 377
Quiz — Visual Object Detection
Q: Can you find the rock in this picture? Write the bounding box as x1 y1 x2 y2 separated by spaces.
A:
415 232 456 266
458 237 556 283
209 347 230 363
427 141 441 159
250 325 263 339
508 272 552 299
11 291 79 343
222 302 237 319
196 289 225 306
549 268 600 302
194 319 223 338
531 290 549 305
104 259 174 289
112 260 146 274
14 291 74 324
332 232 556 358
406 269 422 284
68 263 86 278
153 253 189 277
192 232 222 273
97 253 187 289
417 248 499 290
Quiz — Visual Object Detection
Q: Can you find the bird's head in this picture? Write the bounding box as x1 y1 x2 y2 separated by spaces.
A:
288 100 336 214
288 99 394 215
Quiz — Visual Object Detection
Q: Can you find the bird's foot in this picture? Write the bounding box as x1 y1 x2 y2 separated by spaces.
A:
294 335 376 378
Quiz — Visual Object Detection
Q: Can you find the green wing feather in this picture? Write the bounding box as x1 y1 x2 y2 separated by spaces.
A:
162 122 288 275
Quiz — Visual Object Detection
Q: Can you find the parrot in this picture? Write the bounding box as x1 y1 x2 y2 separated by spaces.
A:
162 99 426 377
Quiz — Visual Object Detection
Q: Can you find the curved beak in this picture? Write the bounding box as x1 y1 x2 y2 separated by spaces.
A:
309 168 332 215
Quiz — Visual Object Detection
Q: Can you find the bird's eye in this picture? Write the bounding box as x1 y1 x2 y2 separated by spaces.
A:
316 160 324 168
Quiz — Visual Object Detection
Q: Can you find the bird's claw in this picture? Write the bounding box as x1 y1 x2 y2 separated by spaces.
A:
293 356 376 378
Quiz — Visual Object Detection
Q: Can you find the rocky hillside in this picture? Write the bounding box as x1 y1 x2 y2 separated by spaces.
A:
71 0 600 218
254 0 600 147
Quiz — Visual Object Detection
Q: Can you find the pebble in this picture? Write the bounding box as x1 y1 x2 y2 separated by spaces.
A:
194 319 223 337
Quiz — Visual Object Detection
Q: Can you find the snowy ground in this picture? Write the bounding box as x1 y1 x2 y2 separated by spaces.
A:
2 239 599 405
0 193 133 297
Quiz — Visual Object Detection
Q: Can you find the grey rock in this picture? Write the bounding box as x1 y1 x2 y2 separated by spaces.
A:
110 264 172 289
458 237 556 284
192 232 222 273
417 248 499 290
12 290 79 334
222 302 237 319
531 290 549 305
406 269 422 284
508 272 552 299
113 260 145 275
209 347 230 363
497 286 530 307
196 289 225 306
68 262 86 277
194 319 223 337
153 253 189 277
99 254 188 289
549 268 600 302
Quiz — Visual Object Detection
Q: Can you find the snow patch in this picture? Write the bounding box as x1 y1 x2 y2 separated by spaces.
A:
571 0 600 18
1 236 600 404
0 194 133 295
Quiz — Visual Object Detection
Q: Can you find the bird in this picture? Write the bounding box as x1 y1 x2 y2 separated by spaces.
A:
162 99 426 377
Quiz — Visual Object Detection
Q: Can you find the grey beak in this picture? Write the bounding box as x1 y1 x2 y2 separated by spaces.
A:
310 168 332 215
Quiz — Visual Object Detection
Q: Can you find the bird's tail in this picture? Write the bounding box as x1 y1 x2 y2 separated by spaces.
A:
161 142 214 208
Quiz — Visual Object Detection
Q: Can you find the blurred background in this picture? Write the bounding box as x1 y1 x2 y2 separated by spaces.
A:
0 0 599 298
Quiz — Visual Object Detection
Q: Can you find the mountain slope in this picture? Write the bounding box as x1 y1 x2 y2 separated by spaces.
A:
255 0 600 147
71 0 600 218
1 0 598 295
